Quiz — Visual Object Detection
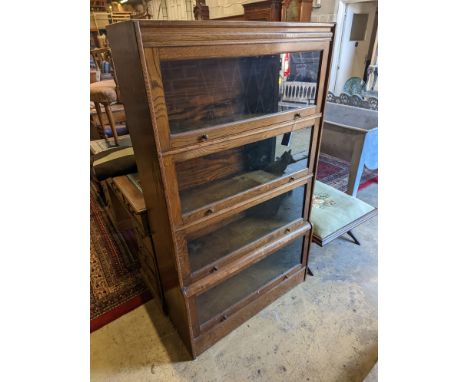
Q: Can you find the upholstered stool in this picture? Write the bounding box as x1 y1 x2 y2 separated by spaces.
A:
310 181 377 246
90 79 120 146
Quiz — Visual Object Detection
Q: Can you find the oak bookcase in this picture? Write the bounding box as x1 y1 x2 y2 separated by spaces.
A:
108 20 334 358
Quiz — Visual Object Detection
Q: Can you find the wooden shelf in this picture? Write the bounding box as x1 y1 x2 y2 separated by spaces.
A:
170 113 261 135
179 157 309 214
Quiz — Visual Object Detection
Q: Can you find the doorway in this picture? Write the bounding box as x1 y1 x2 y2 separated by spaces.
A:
329 0 378 95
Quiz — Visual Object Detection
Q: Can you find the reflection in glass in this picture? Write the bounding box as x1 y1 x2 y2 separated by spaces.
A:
160 51 321 134
176 127 312 214
196 237 304 324
187 185 306 273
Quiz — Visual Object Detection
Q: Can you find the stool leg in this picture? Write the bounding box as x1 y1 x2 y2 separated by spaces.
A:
104 103 119 146
93 102 109 143
347 230 361 245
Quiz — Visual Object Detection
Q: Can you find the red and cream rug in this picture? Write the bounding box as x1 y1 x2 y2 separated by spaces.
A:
90 187 152 332
317 153 378 192
90 154 377 331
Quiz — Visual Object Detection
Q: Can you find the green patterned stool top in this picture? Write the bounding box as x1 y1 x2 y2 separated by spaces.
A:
311 181 376 246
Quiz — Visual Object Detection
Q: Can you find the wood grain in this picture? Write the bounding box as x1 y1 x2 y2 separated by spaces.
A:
107 20 334 359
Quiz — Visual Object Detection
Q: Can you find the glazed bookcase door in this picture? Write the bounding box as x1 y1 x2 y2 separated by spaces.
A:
194 234 308 332
174 125 315 221
175 180 314 285
160 51 320 132
186 185 307 276
143 42 331 151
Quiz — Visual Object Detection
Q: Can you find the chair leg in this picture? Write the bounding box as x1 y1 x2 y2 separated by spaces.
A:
104 103 119 146
93 102 109 143
347 230 361 245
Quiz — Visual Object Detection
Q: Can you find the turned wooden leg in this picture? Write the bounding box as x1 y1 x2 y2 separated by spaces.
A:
104 103 119 146
93 102 109 143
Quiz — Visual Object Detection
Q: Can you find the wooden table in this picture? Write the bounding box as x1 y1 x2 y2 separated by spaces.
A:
321 102 378 196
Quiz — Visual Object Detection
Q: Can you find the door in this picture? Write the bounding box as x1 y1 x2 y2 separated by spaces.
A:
332 1 377 94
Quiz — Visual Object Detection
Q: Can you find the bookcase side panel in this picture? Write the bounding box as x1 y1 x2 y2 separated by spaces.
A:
107 21 194 354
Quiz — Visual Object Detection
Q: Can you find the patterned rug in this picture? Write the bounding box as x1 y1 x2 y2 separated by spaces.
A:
90 153 377 332
90 186 152 332
317 153 378 192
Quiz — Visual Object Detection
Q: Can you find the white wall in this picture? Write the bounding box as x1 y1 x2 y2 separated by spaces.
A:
150 0 196 20
310 0 340 22
207 0 243 18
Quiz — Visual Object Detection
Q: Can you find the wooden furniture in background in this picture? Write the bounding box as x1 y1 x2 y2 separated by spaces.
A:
281 0 313 21
108 20 334 358
90 0 107 12
310 101 377 249
90 103 127 141
193 0 210 21
90 11 132 31
321 102 378 197
194 0 312 21
103 174 166 310
90 81 119 146
242 0 282 21
90 48 120 96
90 48 122 146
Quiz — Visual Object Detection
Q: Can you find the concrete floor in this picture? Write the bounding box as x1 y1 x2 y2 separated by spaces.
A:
91 184 378 382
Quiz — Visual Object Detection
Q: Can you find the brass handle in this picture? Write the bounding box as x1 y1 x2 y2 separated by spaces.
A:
285 228 291 234
200 134 209 141
210 266 219 273
289 176 295 182
221 314 228 321
284 274 289 280
205 207 215 215
294 113 301 120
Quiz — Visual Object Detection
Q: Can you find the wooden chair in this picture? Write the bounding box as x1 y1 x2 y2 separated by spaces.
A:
90 48 121 146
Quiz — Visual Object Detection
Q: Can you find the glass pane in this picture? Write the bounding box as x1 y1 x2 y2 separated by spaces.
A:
196 237 304 325
176 127 312 214
350 13 369 41
187 185 306 273
160 51 321 134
